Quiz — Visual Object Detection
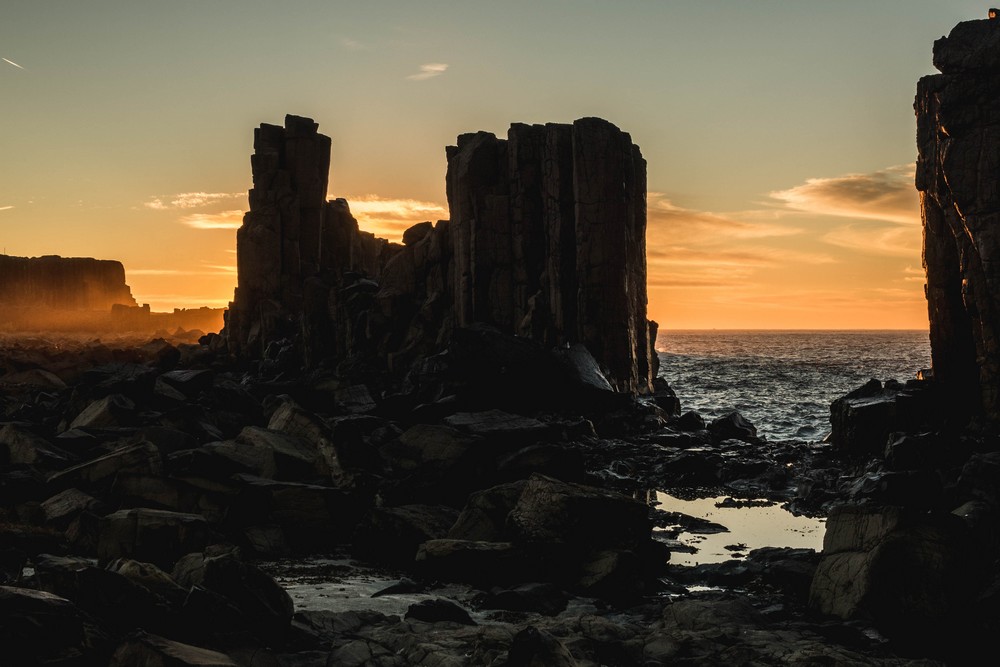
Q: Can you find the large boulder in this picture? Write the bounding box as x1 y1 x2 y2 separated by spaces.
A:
98 508 210 569
0 585 108 665
172 549 293 641
507 474 650 551
809 504 979 647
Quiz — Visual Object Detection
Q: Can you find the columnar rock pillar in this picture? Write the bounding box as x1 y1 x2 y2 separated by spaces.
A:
446 118 656 393
227 115 331 356
227 115 658 395
916 19 1000 419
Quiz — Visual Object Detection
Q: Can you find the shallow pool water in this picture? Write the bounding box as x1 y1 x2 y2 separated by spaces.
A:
650 491 826 566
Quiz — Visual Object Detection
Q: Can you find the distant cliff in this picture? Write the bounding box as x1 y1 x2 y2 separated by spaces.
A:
226 115 657 394
0 254 137 311
917 18 1000 419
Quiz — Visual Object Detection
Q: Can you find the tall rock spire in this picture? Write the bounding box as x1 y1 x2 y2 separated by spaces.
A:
917 17 1000 419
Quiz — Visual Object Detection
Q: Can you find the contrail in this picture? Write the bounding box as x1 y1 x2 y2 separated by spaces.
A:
3 58 25 70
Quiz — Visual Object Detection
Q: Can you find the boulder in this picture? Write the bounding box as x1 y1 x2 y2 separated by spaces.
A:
505 626 579 667
98 508 210 569
48 441 162 493
352 504 459 567
172 549 293 640
40 488 104 528
415 539 530 586
109 631 237 667
68 393 137 430
506 474 650 550
228 475 352 552
403 598 476 625
809 504 978 646
0 422 76 470
0 585 107 665
448 480 526 542
708 411 757 442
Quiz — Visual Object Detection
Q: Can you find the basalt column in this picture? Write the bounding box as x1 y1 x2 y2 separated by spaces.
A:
227 115 331 356
917 18 1000 420
446 118 656 394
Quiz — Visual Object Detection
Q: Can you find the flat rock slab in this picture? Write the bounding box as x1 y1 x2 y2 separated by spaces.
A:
444 410 550 439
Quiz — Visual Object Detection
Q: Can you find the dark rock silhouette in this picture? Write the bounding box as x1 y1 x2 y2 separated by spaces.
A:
225 115 658 394
917 17 1000 420
0 254 136 311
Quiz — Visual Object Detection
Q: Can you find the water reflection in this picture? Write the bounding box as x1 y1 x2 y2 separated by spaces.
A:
644 490 825 566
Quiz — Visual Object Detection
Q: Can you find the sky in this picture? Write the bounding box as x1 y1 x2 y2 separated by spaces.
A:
0 1 989 329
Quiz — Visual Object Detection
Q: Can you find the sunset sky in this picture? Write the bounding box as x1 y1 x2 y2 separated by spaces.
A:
0 1 987 329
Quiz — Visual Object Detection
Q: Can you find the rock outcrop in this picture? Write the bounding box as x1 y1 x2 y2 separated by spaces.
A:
917 17 1000 420
0 254 136 311
226 115 658 394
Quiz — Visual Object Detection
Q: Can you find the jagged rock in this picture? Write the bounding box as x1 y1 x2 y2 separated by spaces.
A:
829 380 943 457
917 17 1000 420
97 508 209 569
68 393 137 430
109 631 238 667
33 553 171 632
49 442 162 493
40 488 104 528
172 549 293 640
708 411 758 443
0 422 75 470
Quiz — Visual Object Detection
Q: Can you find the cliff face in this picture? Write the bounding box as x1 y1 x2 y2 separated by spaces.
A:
917 18 1000 419
227 115 658 394
0 254 137 311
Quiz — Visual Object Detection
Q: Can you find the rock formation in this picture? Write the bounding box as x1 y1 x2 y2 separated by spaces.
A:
0 254 136 311
917 17 1000 420
226 115 658 394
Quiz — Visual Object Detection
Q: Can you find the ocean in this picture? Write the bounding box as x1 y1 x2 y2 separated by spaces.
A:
656 330 931 443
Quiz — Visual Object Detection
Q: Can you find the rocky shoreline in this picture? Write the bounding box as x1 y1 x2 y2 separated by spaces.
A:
1 330 987 666
6 15 1000 665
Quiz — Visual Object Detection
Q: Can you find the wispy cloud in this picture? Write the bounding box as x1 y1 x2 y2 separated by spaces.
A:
145 192 244 210
128 261 236 277
407 63 448 81
340 194 446 240
0 205 13 212
644 194 841 296
179 210 245 230
340 37 368 51
770 164 918 225
2 57 24 70
822 222 920 257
